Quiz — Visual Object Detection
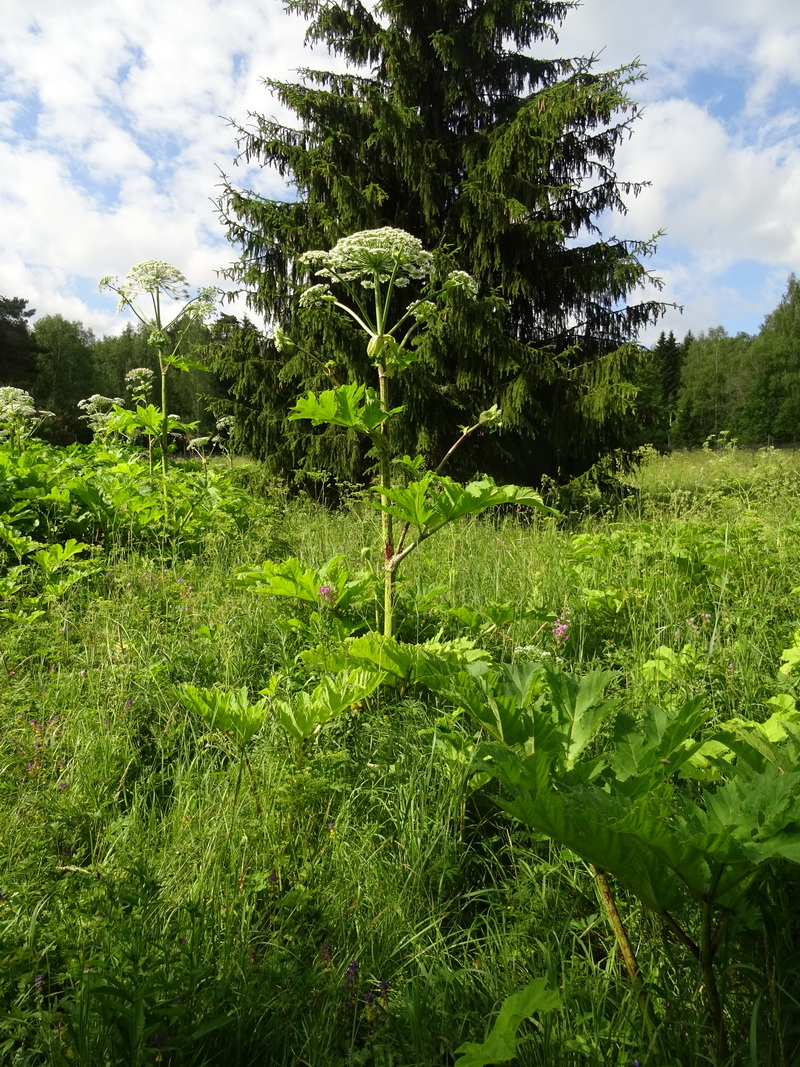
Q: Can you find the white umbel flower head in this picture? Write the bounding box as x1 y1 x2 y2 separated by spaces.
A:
99 260 190 311
300 228 434 289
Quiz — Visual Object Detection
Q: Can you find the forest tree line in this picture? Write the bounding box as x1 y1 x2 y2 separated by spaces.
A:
2 274 800 458
0 296 226 443
637 274 800 451
3 0 799 477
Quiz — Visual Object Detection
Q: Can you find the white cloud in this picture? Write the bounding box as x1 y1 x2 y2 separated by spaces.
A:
1 0 799 347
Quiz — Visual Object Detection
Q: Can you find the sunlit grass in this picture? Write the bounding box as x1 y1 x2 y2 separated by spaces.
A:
2 449 800 1064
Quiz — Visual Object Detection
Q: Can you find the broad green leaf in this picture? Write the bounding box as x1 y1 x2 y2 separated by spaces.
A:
32 538 91 573
235 557 321 602
454 978 561 1067
611 697 710 787
289 384 402 433
345 632 416 680
484 746 687 912
543 666 617 769
179 685 268 746
370 474 437 528
274 669 387 743
275 694 320 744
370 474 553 537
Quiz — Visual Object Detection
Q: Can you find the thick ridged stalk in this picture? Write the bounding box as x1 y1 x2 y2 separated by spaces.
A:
593 866 659 1047
377 363 394 637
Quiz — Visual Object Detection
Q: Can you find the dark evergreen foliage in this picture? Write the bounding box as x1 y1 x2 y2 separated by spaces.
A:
216 0 667 487
0 296 38 389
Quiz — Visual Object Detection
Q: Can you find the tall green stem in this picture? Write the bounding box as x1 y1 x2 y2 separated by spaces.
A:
159 356 169 479
593 866 659 1046
700 865 728 1062
377 362 394 637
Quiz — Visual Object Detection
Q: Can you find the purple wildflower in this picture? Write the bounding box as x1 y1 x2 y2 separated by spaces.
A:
552 615 570 645
344 960 359 987
35 974 44 991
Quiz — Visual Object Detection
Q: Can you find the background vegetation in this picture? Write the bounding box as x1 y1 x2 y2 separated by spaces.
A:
2 432 800 1066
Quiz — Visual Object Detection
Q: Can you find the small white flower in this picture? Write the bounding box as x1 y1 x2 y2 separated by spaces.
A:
298 283 334 308
408 300 437 323
445 270 478 298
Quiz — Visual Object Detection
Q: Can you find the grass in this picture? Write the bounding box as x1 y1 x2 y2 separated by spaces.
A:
2 446 800 1065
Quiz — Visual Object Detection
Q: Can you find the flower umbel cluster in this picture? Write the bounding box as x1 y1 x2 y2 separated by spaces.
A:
300 227 434 289
99 260 217 327
99 260 190 311
125 366 155 405
0 387 54 447
293 227 477 373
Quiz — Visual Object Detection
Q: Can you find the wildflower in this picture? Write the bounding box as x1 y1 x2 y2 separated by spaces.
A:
58 781 67 790
34 974 44 992
298 283 335 308
125 699 132 709
344 960 359 987
100 260 190 309
301 228 434 289
320 943 332 964
552 615 570 645
269 871 278 885
318 585 337 604
444 269 479 297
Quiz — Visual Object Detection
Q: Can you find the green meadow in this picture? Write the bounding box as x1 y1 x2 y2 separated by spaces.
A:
2 441 800 1066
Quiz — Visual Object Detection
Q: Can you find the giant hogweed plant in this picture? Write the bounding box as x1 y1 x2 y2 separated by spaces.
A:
98 261 216 478
430 659 800 1059
267 228 550 639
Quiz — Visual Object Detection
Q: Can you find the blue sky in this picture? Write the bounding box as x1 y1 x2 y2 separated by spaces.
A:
1 0 799 346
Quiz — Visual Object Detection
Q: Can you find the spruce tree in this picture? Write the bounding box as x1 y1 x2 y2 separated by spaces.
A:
0 297 38 390
216 0 667 487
